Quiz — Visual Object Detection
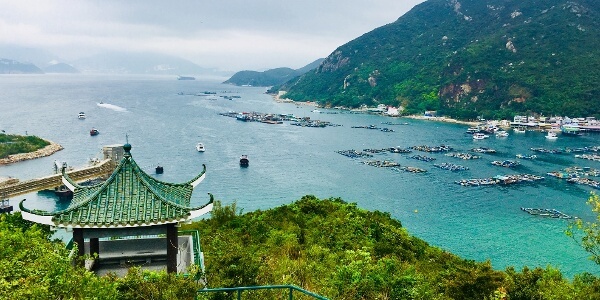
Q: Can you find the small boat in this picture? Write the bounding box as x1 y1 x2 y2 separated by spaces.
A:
155 165 164 174
513 127 526 133
240 155 249 167
78 112 86 119
196 143 205 152
54 185 73 199
546 131 558 140
90 128 99 136
495 130 509 137
177 75 195 80
472 133 488 140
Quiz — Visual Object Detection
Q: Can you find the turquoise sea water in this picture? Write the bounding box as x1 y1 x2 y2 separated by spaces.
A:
1 74 600 277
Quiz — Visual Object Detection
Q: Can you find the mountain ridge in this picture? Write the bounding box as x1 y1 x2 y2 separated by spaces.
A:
278 0 600 120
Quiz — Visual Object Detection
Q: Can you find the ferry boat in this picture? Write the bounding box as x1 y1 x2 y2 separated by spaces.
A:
78 112 86 119
89 128 99 136
240 155 249 167
196 143 205 152
560 124 582 136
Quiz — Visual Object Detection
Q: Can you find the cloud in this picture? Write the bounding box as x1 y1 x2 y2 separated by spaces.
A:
0 0 425 71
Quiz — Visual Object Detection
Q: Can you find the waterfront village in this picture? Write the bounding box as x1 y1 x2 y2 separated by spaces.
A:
276 93 600 134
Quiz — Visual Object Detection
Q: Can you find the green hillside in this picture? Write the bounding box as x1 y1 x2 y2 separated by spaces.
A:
4 196 600 299
278 0 600 120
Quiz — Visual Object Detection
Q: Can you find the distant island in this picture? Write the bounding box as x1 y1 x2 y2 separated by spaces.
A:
0 133 63 165
223 58 324 87
0 58 43 74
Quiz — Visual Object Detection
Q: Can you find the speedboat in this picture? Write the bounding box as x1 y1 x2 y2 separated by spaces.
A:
472 133 488 140
78 112 86 119
240 155 249 167
546 131 558 140
89 128 99 136
196 143 205 152
495 130 509 137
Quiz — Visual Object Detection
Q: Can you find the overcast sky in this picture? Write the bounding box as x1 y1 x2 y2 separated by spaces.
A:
0 0 425 71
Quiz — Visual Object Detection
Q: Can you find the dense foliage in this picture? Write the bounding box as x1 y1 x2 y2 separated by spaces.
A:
186 196 600 299
3 196 600 299
0 134 50 159
277 0 600 120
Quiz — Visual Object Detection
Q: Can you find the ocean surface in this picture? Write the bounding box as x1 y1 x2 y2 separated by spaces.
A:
1 74 600 277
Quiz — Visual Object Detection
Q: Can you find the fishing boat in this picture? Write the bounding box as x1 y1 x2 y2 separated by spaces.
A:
155 165 164 174
240 155 249 167
78 112 86 119
196 143 205 152
89 128 99 136
546 131 558 140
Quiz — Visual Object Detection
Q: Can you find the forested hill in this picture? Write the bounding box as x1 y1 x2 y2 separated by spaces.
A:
277 0 600 120
224 58 324 87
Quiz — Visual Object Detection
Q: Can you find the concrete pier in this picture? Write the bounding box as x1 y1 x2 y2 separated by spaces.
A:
0 144 123 199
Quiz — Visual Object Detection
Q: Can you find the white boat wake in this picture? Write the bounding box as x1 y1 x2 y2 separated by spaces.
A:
97 102 127 112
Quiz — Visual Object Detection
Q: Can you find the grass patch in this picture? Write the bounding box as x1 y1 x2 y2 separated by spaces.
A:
0 134 50 159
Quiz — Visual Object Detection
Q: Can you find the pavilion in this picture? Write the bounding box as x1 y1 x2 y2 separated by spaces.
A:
19 143 213 274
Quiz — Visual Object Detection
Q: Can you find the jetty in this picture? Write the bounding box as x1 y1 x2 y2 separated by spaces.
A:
0 145 122 198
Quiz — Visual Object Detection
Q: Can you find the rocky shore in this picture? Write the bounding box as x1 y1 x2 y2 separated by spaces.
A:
0 140 63 165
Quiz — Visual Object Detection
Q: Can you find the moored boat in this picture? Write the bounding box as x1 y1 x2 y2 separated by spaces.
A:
78 112 86 119
90 128 99 136
546 131 558 140
513 127 526 133
196 143 205 152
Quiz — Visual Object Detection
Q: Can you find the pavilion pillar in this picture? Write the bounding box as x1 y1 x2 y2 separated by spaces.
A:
90 238 100 258
73 228 85 267
166 223 178 273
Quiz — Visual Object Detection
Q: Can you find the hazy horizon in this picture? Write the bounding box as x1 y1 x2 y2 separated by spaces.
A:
0 0 425 72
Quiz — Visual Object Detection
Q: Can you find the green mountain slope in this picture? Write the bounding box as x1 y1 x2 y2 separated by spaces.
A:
279 0 600 120
224 58 324 87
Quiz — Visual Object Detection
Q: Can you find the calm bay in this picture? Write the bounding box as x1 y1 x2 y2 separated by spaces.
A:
1 74 599 277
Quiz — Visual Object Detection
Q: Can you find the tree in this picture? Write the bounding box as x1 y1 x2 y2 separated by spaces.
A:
566 192 600 264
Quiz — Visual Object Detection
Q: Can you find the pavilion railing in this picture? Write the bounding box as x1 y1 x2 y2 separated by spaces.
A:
196 285 329 300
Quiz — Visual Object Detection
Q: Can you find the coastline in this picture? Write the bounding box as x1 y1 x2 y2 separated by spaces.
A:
404 115 480 127
0 140 63 165
272 94 479 126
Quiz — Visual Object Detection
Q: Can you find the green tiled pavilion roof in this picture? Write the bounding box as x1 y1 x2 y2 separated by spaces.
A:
20 144 212 227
